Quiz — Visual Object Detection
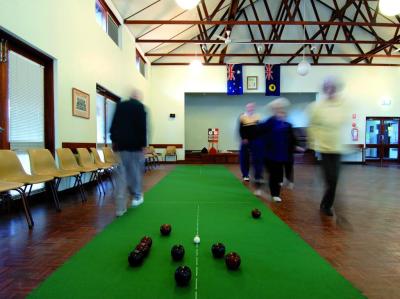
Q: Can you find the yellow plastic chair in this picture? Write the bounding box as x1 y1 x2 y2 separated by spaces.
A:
90 147 114 169
56 148 99 201
164 146 177 162
77 148 106 194
90 147 114 189
0 150 57 221
28 148 83 205
0 181 33 229
102 147 119 166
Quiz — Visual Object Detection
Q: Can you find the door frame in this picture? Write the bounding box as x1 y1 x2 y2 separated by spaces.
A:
365 116 400 163
0 29 55 153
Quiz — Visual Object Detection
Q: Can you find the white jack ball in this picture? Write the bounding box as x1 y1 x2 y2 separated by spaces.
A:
297 60 311 76
193 235 200 244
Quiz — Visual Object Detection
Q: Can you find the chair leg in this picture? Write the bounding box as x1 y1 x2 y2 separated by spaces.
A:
75 175 87 202
50 180 61 212
15 188 34 229
95 171 106 194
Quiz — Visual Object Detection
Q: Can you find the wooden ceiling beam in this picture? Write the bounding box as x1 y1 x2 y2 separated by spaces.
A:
125 20 400 27
151 62 400 67
286 0 354 63
219 0 240 64
243 10 262 63
145 53 400 58
352 34 400 63
137 39 400 45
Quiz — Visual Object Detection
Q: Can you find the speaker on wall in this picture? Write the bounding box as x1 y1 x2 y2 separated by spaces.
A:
170 113 176 118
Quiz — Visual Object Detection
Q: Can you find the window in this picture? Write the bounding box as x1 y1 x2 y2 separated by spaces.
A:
8 51 45 192
136 49 146 77
8 51 45 151
95 0 120 46
96 85 120 147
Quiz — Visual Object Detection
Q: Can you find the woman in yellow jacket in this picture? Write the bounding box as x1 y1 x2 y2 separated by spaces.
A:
308 77 346 216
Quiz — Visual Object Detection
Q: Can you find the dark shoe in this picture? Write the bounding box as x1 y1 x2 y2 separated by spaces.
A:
320 206 334 216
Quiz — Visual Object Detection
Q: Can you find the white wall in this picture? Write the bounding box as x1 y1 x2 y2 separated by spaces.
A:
0 0 150 148
150 65 400 160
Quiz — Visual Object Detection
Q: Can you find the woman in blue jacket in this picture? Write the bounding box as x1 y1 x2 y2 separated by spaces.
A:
256 98 298 202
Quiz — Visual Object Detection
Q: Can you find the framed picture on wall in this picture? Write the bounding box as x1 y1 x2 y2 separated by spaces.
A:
72 88 90 119
247 76 258 90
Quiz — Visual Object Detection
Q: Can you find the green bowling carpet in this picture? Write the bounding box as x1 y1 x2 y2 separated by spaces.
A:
29 166 366 299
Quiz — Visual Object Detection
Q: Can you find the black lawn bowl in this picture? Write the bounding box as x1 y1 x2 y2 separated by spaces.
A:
141 236 153 247
171 244 185 261
211 243 226 259
225 252 241 270
136 242 150 257
175 266 192 286
160 224 172 236
252 208 262 219
128 250 144 267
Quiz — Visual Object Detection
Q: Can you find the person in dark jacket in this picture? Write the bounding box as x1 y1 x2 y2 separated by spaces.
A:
110 90 147 216
257 98 298 202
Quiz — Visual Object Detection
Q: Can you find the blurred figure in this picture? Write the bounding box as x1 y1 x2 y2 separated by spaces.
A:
308 76 345 216
238 103 263 186
110 89 147 217
257 98 298 202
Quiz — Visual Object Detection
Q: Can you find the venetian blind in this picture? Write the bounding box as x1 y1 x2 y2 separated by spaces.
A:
8 51 44 150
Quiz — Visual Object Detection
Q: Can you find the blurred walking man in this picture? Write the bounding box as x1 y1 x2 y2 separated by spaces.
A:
110 90 147 217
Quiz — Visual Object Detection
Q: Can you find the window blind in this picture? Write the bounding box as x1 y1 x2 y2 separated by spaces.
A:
8 51 44 150
107 15 119 46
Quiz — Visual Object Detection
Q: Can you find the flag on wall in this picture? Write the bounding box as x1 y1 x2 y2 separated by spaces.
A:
265 64 280 96
227 64 243 95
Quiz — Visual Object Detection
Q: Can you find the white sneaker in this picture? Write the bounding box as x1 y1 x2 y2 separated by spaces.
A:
272 196 282 202
243 176 250 182
131 196 144 207
116 209 127 217
254 189 263 197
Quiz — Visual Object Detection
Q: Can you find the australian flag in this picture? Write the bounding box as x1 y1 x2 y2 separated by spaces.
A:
227 64 243 95
265 64 280 96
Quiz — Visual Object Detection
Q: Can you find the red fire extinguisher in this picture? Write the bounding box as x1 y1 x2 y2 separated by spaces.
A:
351 123 359 141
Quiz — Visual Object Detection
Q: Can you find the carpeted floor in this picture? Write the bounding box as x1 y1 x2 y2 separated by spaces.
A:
28 166 365 299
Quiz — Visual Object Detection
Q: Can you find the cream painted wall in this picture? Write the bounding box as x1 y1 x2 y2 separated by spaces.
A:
0 0 150 147
150 65 400 160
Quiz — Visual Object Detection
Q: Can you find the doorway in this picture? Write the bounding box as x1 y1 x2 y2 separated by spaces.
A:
365 117 400 162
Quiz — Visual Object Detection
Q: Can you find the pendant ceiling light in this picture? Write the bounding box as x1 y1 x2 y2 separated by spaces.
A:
379 0 400 16
189 58 203 71
175 0 201 10
297 0 311 76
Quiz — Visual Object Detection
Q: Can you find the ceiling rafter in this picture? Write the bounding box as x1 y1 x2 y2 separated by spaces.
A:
127 20 400 27
286 0 354 63
243 9 263 63
123 0 400 66
332 0 369 64
219 0 240 64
